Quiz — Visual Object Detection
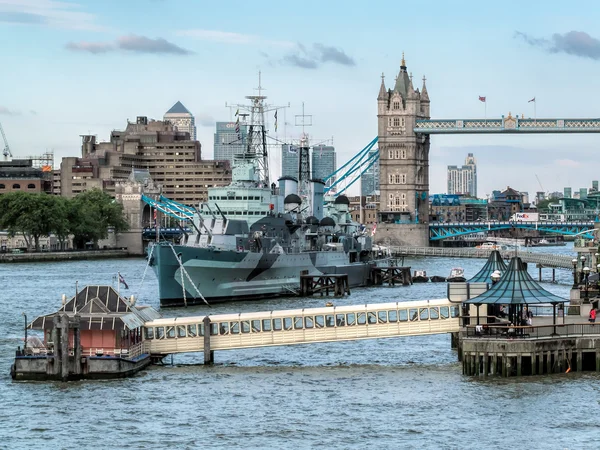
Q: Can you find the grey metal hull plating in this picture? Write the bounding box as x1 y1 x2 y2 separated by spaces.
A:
150 243 373 306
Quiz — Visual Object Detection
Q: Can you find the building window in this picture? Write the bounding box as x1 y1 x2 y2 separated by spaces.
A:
27 184 35 189
393 117 400 127
0 184 4 189
12 183 20 190
388 150 393 159
388 118 392 127
401 149 407 159
401 174 407 184
395 174 400 184
393 101 400 110
394 149 400 159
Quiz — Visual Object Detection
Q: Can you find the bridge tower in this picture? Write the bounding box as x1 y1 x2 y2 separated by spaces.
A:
376 54 430 246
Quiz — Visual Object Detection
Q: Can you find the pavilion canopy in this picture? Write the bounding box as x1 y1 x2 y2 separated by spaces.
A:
465 257 568 305
468 250 508 283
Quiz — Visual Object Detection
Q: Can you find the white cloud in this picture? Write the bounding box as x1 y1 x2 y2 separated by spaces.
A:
0 0 104 31
178 29 293 48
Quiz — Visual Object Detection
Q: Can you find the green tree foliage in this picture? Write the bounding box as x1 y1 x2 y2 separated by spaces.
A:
69 189 129 249
0 189 129 251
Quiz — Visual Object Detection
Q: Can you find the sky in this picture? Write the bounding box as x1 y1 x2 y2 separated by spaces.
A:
1 0 600 198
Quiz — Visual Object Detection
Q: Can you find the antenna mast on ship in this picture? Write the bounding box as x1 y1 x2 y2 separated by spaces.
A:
226 72 287 187
295 102 313 200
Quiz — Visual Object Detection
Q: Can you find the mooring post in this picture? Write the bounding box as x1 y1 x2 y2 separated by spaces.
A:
59 313 70 381
203 316 213 365
552 269 556 283
73 314 82 376
538 266 542 282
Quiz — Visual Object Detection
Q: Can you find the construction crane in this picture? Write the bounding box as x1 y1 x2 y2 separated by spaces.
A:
535 174 545 192
0 121 12 161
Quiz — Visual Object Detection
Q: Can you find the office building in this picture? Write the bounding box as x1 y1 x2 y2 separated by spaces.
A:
214 122 248 166
0 159 52 195
361 147 380 195
57 116 230 205
164 101 196 141
447 153 477 197
281 144 299 179
311 145 336 185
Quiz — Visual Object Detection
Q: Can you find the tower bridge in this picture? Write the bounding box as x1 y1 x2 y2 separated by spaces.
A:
375 54 600 247
429 221 596 241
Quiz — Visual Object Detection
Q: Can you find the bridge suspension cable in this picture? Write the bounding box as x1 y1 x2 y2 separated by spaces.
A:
324 136 379 195
141 194 194 221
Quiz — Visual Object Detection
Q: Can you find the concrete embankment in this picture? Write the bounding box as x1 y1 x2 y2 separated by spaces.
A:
0 249 136 263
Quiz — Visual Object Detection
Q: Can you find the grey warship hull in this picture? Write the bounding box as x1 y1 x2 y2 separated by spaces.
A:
150 242 374 306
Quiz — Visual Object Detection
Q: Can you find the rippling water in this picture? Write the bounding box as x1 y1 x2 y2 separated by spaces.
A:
2 244 600 449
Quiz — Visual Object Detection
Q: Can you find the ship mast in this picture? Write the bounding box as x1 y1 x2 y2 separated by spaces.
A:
295 102 312 200
226 72 287 187
245 72 269 186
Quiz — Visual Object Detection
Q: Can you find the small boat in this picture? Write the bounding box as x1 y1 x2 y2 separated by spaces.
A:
413 270 429 283
476 242 500 250
447 267 466 283
430 275 447 283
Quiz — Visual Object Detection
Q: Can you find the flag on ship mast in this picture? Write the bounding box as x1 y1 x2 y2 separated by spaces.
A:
274 110 278 132
235 108 239 116
118 272 129 290
478 96 486 102
528 97 535 103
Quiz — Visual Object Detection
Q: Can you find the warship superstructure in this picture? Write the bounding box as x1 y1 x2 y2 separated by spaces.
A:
147 83 379 306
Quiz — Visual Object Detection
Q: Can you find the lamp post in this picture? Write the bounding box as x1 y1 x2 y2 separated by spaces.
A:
491 270 501 285
584 266 591 303
572 258 579 288
581 255 587 285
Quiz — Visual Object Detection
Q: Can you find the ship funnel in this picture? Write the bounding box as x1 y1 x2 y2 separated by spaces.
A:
310 179 325 220
278 176 298 199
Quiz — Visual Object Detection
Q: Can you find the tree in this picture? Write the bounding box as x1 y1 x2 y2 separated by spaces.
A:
0 192 62 251
69 189 129 249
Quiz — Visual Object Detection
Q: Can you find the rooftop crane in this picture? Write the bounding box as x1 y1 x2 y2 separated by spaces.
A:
0 121 12 161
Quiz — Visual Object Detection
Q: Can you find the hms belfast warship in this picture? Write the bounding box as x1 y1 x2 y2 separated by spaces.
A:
148 86 378 306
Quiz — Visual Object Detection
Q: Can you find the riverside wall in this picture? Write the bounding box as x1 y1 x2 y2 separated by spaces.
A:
0 249 133 263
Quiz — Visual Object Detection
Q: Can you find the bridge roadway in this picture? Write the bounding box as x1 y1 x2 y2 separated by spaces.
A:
143 298 461 358
429 221 596 241
390 246 574 269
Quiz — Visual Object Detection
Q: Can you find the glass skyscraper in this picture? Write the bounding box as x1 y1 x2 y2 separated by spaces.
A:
361 147 380 195
214 122 248 165
311 145 336 186
281 144 299 179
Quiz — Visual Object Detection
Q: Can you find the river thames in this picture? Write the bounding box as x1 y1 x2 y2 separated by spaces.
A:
2 245 600 449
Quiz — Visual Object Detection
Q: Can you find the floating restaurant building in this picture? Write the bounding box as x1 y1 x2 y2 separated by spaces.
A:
11 285 161 381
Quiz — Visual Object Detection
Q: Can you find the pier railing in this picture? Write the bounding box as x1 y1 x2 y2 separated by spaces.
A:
465 323 600 339
390 246 573 269
84 343 144 358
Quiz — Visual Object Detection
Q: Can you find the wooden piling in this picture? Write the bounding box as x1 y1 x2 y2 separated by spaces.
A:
203 316 213 365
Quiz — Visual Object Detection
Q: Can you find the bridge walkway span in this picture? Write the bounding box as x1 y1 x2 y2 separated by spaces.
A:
144 299 461 357
390 247 573 269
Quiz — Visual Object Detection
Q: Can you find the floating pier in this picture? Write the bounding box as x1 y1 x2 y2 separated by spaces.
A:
461 322 600 377
299 274 350 297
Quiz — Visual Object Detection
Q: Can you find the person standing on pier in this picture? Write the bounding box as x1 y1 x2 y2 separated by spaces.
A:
589 308 596 324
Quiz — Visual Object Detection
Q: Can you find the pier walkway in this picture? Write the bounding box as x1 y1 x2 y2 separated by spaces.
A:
143 299 461 359
390 246 573 269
